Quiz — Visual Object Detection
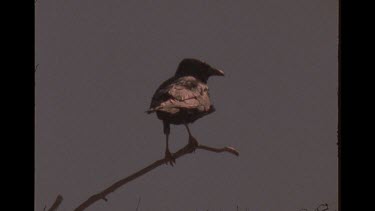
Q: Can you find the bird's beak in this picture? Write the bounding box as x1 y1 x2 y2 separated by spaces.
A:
212 68 225 76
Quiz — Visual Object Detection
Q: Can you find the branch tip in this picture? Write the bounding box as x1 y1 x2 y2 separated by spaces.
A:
225 146 240 156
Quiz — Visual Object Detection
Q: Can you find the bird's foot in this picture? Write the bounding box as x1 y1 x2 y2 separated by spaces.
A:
188 135 199 152
164 150 176 166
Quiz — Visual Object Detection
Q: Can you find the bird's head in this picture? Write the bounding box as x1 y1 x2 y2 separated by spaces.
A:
175 58 224 83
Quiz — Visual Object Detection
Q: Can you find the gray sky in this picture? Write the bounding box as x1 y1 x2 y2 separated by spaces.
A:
35 1 338 210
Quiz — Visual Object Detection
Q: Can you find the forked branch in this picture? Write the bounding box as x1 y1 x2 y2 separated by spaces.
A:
74 143 239 211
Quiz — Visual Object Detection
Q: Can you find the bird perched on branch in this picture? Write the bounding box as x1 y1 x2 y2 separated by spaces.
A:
146 58 225 165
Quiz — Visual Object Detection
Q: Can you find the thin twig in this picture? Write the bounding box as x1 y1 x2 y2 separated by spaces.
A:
47 195 63 211
74 143 239 211
135 197 141 211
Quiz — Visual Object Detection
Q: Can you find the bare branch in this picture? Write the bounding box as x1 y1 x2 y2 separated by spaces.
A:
47 195 63 211
74 143 238 211
198 145 239 156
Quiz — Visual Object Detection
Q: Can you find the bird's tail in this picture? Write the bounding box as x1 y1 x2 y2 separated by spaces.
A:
208 105 216 114
145 108 156 114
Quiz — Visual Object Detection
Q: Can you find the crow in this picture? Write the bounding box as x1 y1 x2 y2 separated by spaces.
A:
146 58 225 165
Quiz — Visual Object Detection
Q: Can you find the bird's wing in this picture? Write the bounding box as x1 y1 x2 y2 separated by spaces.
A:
149 76 211 114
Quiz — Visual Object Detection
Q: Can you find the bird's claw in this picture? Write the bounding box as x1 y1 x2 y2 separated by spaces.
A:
164 150 176 166
188 136 199 152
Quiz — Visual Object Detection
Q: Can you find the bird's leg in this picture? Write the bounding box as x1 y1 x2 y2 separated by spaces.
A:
184 124 199 151
164 134 176 166
163 121 175 166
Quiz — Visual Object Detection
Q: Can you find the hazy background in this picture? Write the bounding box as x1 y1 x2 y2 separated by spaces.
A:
35 1 338 210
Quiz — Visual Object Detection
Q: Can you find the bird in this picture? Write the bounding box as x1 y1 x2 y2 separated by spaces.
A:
146 58 225 165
